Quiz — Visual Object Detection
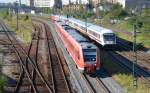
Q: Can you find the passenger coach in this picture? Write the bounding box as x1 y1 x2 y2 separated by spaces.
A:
68 18 116 46
51 15 116 47
54 21 100 73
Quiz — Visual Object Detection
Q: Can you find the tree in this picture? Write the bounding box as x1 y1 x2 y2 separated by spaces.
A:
108 4 128 19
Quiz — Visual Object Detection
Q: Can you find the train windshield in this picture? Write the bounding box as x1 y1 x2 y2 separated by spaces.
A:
64 26 72 30
103 33 115 41
83 49 96 62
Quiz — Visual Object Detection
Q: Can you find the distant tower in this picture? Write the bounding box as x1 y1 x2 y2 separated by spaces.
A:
30 0 34 7
69 0 71 4
19 0 21 6
54 0 62 9
79 0 82 4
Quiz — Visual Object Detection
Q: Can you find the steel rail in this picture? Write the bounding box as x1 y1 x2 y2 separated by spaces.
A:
96 78 111 93
0 21 53 93
108 51 150 85
81 74 96 93
0 22 39 93
29 25 40 93
14 65 25 92
44 24 71 93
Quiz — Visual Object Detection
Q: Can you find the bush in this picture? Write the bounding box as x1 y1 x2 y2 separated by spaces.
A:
106 4 128 19
2 10 9 19
0 76 7 92
24 15 29 21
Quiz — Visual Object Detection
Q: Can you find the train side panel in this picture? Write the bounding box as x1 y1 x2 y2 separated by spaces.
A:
55 22 85 70
50 15 59 21
68 21 87 34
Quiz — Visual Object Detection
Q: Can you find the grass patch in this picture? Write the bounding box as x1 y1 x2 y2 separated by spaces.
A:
0 49 4 53
0 9 33 44
115 31 132 41
0 49 3 66
0 49 6 93
102 51 149 93
115 21 133 32
0 76 7 93
4 15 33 44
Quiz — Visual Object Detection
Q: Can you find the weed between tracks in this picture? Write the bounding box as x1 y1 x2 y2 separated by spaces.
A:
102 51 149 93
0 10 33 44
0 76 7 93
0 49 7 93
5 16 33 44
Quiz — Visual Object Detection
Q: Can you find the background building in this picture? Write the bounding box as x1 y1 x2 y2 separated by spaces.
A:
90 0 150 8
33 0 54 7
105 0 150 8
30 0 34 7
54 0 62 8
92 0 100 7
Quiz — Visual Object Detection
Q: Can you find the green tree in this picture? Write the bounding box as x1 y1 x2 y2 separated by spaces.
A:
108 4 128 19
0 76 7 92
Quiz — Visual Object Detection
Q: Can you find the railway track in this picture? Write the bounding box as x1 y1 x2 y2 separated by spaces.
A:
117 39 150 68
81 74 96 93
0 20 52 93
28 24 40 93
106 39 150 86
44 23 71 93
31 17 128 93
81 73 111 93
96 78 111 93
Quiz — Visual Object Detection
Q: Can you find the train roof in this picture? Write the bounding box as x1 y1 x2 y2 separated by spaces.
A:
69 18 114 34
55 15 114 35
67 29 97 49
58 22 97 49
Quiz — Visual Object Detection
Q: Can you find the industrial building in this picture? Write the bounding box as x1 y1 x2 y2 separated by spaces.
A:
91 0 150 8
29 0 54 7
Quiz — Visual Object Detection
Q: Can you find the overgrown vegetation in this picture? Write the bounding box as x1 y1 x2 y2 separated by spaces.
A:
0 76 7 93
0 8 33 44
0 49 7 93
107 4 129 19
102 52 149 93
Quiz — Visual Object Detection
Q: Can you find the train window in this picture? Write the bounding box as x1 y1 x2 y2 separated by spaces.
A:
64 26 72 30
88 30 100 38
77 51 80 59
75 24 78 26
81 27 86 30
75 50 80 60
103 33 115 41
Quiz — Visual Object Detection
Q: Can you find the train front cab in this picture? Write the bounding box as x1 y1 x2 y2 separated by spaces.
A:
82 48 100 73
101 33 116 49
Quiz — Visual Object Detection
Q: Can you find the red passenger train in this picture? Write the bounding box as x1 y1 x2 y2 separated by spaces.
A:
50 15 59 21
54 20 101 73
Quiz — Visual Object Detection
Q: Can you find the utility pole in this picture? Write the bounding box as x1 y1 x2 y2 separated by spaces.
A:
19 0 21 6
15 1 19 31
79 0 81 5
69 0 71 17
133 23 138 89
132 8 139 89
